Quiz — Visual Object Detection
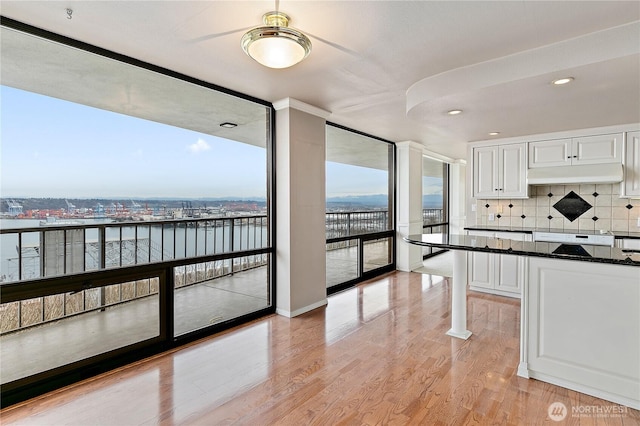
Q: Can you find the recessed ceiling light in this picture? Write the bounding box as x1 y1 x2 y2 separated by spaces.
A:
489 132 500 136
220 122 237 128
447 109 463 115
552 77 574 85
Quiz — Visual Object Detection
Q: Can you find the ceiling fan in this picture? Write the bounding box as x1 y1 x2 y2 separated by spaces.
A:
187 1 360 68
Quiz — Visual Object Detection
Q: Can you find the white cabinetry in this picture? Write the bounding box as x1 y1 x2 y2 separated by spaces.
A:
529 133 622 168
615 237 640 250
466 231 531 298
523 257 640 409
622 131 640 197
473 143 528 199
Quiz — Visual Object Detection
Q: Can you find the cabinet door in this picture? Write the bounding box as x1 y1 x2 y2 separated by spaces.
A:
573 133 622 165
616 238 640 250
468 251 493 289
473 146 499 198
499 144 528 198
495 255 521 294
528 139 571 168
623 131 640 197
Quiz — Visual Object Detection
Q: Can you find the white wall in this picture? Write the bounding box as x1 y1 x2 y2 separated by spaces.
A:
274 99 329 317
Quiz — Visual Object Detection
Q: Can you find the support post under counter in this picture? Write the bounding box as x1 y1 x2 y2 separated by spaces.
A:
446 249 472 340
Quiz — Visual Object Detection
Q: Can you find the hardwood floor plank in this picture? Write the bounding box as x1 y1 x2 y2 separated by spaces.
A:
2 271 639 425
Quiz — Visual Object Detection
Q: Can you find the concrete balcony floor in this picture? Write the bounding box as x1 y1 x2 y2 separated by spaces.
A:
1 243 396 386
0 267 269 385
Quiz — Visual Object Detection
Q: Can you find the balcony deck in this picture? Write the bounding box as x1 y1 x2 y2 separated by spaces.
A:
0 242 394 385
0 267 269 385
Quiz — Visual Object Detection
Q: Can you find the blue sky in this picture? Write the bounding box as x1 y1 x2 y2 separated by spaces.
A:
1 86 267 199
1 85 442 200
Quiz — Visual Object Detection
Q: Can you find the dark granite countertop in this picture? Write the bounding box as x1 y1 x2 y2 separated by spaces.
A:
406 233 640 266
463 225 640 240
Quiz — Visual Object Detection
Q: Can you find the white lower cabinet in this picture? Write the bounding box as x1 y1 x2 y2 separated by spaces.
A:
615 237 640 250
467 231 530 298
522 257 640 409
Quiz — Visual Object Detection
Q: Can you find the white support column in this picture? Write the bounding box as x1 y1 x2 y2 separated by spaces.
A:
396 141 424 271
449 160 467 235
274 98 330 317
446 249 472 339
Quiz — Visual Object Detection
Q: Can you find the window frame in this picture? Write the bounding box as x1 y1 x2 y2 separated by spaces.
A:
325 122 396 294
0 16 276 406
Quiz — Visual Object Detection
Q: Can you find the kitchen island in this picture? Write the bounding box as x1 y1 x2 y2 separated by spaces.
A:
405 233 640 409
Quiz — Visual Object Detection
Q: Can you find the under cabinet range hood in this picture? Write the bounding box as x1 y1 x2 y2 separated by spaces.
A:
526 163 623 185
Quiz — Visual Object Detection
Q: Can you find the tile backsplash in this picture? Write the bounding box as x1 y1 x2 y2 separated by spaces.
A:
475 184 640 233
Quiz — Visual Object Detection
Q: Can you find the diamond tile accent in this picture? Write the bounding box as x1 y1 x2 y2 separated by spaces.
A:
547 215 553 220
547 193 553 197
592 192 599 197
485 204 490 208
521 215 526 219
552 191 592 222
626 204 634 210
496 214 502 219
592 216 599 221
508 204 513 208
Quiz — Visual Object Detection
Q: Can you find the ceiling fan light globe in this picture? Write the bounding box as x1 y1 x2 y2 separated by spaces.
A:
245 35 308 69
241 11 311 69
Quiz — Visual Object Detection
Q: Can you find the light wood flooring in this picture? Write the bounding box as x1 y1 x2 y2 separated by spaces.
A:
1 271 639 425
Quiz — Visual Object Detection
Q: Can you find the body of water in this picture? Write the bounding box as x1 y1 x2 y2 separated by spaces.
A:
0 218 268 283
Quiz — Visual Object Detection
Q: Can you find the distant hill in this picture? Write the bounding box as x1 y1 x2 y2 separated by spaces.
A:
422 194 444 208
326 194 389 207
326 194 443 208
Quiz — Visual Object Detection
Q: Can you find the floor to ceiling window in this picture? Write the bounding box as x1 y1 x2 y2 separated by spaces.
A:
422 156 449 258
0 21 274 406
325 124 395 293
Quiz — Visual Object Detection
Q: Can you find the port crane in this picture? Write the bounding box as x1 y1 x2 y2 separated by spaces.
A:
65 199 76 214
5 200 23 216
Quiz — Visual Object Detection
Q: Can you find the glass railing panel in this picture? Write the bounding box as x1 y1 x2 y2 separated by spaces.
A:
0 276 161 385
104 226 122 268
326 239 359 287
84 227 100 271
162 223 175 260
363 237 393 273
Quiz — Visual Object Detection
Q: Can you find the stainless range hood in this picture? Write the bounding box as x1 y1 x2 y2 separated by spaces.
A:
527 163 623 185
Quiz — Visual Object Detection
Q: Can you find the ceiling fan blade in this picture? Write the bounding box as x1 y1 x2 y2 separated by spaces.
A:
304 31 362 58
187 26 252 43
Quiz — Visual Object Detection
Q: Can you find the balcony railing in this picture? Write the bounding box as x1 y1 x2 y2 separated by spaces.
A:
325 210 391 239
0 216 268 283
423 208 445 226
1 208 441 334
0 216 269 334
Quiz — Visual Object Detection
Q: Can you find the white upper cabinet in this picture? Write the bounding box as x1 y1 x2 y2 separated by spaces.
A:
529 133 622 168
500 144 528 197
473 143 527 199
528 138 571 167
574 134 622 164
622 131 640 197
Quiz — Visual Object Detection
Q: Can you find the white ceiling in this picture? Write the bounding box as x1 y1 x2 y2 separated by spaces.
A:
1 1 639 160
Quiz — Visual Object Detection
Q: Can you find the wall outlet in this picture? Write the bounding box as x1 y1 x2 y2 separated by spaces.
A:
471 204 476 212
488 213 495 221
637 217 640 227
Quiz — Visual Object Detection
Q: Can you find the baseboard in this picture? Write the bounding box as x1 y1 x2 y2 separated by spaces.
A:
528 371 640 410
276 298 328 318
517 362 530 379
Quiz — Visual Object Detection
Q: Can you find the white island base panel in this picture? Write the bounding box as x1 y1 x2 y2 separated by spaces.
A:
518 257 640 409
